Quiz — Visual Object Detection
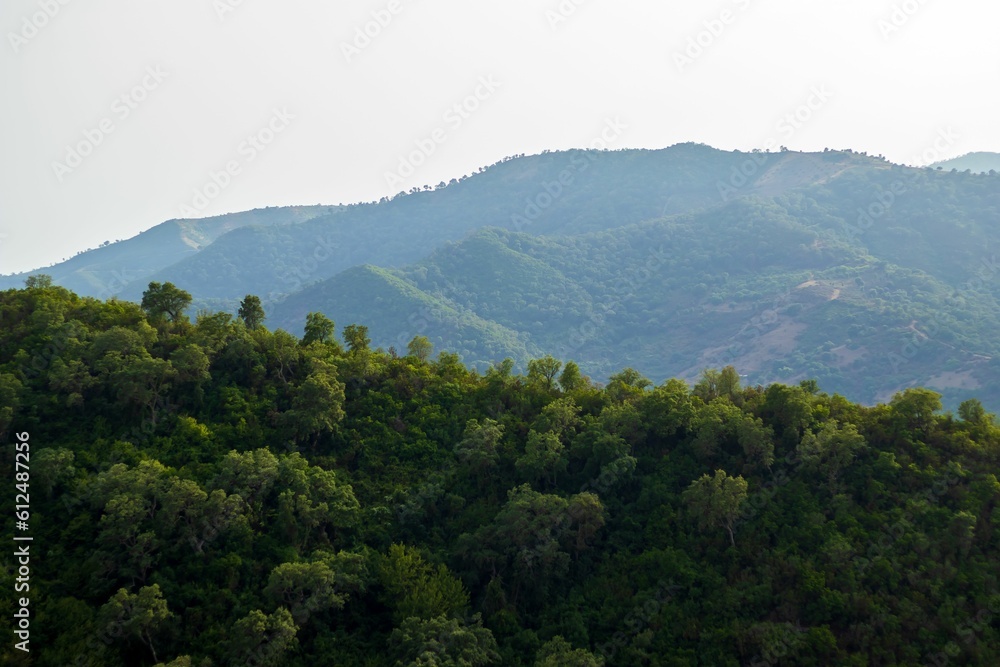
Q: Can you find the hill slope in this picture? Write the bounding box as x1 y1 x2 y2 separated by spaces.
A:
10 146 1000 409
930 151 1000 173
0 205 332 297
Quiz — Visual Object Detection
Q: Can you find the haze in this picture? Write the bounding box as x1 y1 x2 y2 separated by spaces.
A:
2 0 998 274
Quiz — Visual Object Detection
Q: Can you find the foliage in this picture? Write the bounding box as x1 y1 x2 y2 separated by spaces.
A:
4 283 1000 666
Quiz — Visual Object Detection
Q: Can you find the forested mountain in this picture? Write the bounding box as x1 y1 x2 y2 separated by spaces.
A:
930 152 1000 174
0 206 332 299
3 282 1000 666
4 145 1000 409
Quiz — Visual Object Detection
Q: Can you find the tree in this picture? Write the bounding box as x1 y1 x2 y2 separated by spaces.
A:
527 356 562 390
238 295 265 330
682 469 748 547
736 414 775 470
798 420 865 491
567 492 606 552
533 397 582 436
378 544 469 623
275 453 359 548
228 608 298 667
111 356 177 426
98 584 172 664
264 561 348 625
141 282 192 322
280 369 346 446
535 636 605 667
389 614 500 666
170 345 211 384
889 388 943 440
407 335 434 362
24 274 53 288
516 430 567 488
213 449 280 520
958 398 991 426
343 324 371 354
558 360 587 392
694 366 741 403
454 419 503 479
606 368 651 402
302 312 335 346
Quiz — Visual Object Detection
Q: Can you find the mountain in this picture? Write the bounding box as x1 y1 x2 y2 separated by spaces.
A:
7 145 1000 409
269 193 1000 408
0 205 333 297
930 151 1000 174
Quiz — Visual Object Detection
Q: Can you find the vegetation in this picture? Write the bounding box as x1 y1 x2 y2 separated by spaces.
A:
5 147 999 409
3 281 1000 665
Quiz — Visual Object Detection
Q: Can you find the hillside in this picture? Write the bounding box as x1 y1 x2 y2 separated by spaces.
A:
270 190 1000 409
0 206 333 298
9 146 1000 410
930 152 1000 174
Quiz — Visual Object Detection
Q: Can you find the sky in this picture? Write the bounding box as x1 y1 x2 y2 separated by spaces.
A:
1 0 998 275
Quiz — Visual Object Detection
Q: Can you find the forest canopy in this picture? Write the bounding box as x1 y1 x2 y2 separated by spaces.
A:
2 281 1000 666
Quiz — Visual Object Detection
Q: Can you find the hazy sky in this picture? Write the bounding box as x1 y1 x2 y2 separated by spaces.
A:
2 0 998 274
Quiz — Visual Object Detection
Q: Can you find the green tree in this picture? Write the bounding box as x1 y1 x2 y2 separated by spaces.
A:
228 608 298 667
516 430 567 488
343 324 371 354
454 419 504 479
528 355 562 390
682 469 748 547
534 636 605 666
606 368 651 402
264 561 349 624
798 420 866 491
390 614 500 667
280 369 346 446
558 360 587 392
533 397 582 436
98 584 172 664
302 312 335 346
567 492 606 552
378 544 470 623
694 366 742 403
407 335 434 362
140 282 192 322
24 273 53 288
275 453 359 549
238 294 266 329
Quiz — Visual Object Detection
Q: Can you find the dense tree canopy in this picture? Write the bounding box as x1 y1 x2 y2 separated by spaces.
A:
3 282 1000 665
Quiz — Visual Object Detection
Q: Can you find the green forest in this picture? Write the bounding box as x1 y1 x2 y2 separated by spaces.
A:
3 279 1000 666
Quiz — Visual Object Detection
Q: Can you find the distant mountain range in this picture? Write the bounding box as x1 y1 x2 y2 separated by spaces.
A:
4 144 999 408
930 151 1000 174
